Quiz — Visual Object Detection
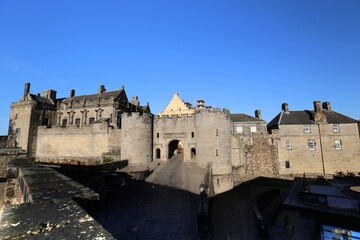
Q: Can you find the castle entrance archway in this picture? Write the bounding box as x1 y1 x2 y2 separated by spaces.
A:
168 140 183 159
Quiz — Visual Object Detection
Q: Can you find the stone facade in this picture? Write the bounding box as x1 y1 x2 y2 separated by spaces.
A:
268 101 360 176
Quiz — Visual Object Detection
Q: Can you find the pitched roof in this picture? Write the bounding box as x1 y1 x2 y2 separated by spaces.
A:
268 110 358 128
61 89 123 103
30 94 54 105
230 113 265 123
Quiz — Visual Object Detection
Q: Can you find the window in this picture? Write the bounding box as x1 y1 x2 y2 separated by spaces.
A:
156 148 161 159
216 129 218 136
15 114 18 120
89 118 95 124
16 128 21 134
157 133 159 138
304 124 311 133
62 119 67 126
191 132 194 138
216 149 219 156
236 126 243 134
286 141 292 150
308 140 315 150
285 161 290 169
250 126 257 134
335 140 342 150
333 124 340 133
75 118 80 125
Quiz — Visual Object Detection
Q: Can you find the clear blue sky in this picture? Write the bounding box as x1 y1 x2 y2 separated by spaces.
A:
1 1 359 135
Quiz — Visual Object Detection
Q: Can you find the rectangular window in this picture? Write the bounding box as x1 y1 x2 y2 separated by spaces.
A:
250 126 257 133
285 161 290 168
109 114 112 123
333 124 340 133
335 139 342 150
216 149 218 156
236 126 243 134
16 128 21 134
89 118 95 124
304 124 311 133
62 119 67 126
157 133 159 138
286 141 292 150
308 140 315 150
216 129 218 136
75 118 80 125
191 132 194 138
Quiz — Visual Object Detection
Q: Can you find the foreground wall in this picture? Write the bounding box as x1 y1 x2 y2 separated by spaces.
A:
36 123 109 164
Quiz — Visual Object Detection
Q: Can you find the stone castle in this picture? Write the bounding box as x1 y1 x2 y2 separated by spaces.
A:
7 83 360 193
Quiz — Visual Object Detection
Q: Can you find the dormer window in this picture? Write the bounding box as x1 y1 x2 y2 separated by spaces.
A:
304 124 311 133
333 124 340 133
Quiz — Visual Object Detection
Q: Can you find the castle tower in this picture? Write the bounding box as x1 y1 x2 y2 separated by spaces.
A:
121 112 153 165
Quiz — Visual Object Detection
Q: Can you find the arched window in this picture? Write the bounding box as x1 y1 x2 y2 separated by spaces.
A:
156 148 161 159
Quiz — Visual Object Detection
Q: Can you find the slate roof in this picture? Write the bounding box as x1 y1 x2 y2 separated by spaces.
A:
268 110 358 128
30 94 54 105
61 89 123 103
230 113 265 123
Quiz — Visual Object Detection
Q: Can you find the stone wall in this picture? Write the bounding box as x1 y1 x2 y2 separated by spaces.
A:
231 134 279 185
0 136 7 148
274 123 360 175
35 122 109 164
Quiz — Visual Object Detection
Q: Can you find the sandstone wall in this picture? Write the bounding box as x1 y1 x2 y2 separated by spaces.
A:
36 123 109 164
276 123 360 175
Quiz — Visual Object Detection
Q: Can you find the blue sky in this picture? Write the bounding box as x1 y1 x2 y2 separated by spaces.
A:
1 1 359 135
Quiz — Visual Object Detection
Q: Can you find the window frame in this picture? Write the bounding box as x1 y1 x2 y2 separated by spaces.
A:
285 161 290 169
250 126 257 134
308 140 316 151
236 126 243 134
304 124 311 133
334 139 342 150
333 124 340 133
286 141 292 150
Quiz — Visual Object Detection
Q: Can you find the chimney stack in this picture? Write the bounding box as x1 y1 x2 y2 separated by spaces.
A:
24 82 30 96
322 101 331 111
255 109 262 119
70 89 75 98
313 101 322 112
282 103 289 112
131 96 140 107
98 84 106 94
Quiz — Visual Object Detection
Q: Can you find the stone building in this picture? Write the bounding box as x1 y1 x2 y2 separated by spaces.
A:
268 101 360 176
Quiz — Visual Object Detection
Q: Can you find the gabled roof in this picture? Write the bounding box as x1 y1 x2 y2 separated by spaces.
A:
230 113 265 123
30 94 54 105
61 89 124 103
268 110 358 128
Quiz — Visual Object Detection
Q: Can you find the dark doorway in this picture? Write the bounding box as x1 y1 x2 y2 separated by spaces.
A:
156 148 161 159
168 140 183 159
191 148 196 159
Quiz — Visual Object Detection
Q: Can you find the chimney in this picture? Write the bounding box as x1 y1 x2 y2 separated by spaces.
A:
131 96 140 107
70 89 75 98
24 82 30 96
322 101 331 111
42 89 57 102
282 103 289 112
98 84 106 94
313 101 321 112
255 109 262 119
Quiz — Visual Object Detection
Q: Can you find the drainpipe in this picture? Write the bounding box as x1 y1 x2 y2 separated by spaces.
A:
317 123 326 176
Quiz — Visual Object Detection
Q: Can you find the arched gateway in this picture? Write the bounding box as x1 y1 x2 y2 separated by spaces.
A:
168 140 183 159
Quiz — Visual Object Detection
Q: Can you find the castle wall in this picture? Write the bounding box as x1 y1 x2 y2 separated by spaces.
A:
36 123 109 164
231 122 267 135
121 112 152 165
276 123 360 175
153 114 197 161
231 134 279 185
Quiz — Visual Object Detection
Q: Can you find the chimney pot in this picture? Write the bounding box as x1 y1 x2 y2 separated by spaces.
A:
255 109 262 119
282 103 289 112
